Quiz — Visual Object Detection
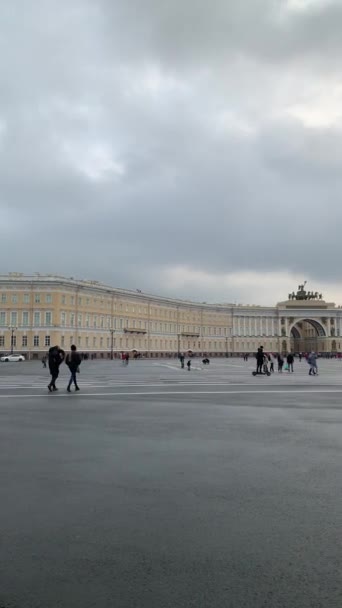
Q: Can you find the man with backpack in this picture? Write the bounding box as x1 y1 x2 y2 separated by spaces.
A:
48 345 65 392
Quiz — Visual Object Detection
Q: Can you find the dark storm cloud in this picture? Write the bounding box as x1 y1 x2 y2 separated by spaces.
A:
99 0 342 65
0 0 341 304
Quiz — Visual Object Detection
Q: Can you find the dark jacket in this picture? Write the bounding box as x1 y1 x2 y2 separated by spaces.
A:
66 351 81 373
256 348 264 364
287 354 294 364
48 346 65 371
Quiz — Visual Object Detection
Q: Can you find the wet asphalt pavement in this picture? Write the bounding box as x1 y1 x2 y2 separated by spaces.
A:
1 359 342 607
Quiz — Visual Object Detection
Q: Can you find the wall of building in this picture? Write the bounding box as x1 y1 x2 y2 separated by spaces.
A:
0 274 341 358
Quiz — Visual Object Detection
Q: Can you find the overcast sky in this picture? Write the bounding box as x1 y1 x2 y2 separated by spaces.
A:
1 0 342 305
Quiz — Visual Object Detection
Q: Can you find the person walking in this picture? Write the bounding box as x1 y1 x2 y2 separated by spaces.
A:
179 353 185 369
256 346 264 375
48 345 65 392
187 359 191 371
287 352 294 373
308 352 318 375
277 353 284 372
269 354 275 373
42 355 47 369
66 345 81 392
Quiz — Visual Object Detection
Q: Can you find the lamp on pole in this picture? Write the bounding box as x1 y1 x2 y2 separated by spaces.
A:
8 325 17 355
109 328 115 360
231 328 235 357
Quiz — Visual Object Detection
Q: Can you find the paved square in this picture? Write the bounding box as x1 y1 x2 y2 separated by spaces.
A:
1 358 342 607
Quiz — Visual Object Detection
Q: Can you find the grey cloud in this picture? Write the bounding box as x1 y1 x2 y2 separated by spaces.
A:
0 0 341 304
99 0 342 66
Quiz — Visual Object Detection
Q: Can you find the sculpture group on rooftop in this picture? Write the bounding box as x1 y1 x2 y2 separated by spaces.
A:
288 282 323 301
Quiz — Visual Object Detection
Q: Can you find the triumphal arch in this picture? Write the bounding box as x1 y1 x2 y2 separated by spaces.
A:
277 283 340 354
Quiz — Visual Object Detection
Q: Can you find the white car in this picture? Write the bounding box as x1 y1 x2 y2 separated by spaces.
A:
0 354 26 362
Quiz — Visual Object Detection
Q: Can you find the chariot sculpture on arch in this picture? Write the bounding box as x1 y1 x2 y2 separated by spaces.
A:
288 282 323 301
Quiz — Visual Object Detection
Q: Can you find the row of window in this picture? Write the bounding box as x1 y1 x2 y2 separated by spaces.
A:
1 293 52 304
60 313 230 334
0 293 227 324
0 334 233 350
0 311 52 326
0 309 233 335
0 335 51 347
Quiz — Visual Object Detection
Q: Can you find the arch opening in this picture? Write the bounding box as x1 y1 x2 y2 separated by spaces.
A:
290 318 326 353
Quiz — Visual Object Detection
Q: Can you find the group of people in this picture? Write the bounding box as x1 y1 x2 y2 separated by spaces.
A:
178 353 192 370
254 347 318 375
178 353 212 369
121 352 130 365
47 344 82 393
44 345 320 391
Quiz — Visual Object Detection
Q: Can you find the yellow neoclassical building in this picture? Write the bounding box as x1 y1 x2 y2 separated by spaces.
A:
0 274 341 358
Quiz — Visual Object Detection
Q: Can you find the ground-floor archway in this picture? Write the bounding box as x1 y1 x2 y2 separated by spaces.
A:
290 318 326 353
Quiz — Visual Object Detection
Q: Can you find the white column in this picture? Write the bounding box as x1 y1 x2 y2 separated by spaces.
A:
234 317 237 336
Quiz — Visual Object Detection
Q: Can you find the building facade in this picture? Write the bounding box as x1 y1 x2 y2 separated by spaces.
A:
0 274 341 358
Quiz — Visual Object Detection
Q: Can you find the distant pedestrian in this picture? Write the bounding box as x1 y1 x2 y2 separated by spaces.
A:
179 354 185 369
125 353 129 365
277 354 284 373
48 345 65 392
66 345 81 392
287 353 294 373
187 360 191 371
42 355 47 368
299 353 302 362
308 352 318 375
256 346 264 374
269 354 275 373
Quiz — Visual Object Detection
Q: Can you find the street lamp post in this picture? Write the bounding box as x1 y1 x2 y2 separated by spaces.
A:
110 328 115 360
8 325 17 355
229 327 233 358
